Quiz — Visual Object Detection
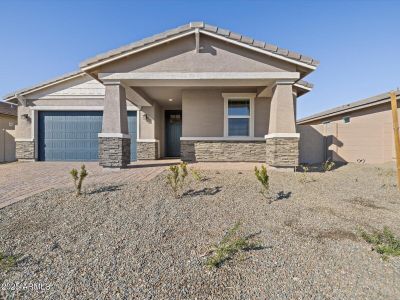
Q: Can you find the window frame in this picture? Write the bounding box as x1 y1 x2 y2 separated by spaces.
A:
222 93 256 137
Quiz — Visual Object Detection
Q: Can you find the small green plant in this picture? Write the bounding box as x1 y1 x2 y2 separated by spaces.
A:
298 164 315 184
322 160 335 172
359 227 400 259
254 165 270 202
70 164 88 196
0 252 17 272
205 222 261 268
166 162 188 198
190 167 203 181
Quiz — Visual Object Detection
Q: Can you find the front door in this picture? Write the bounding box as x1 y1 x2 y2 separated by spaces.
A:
165 110 182 157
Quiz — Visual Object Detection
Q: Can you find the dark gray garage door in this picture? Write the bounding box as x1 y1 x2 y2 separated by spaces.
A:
38 111 137 161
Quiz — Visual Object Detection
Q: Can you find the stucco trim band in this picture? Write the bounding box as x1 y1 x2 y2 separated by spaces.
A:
265 133 300 139
98 133 131 139
30 106 138 111
180 137 265 141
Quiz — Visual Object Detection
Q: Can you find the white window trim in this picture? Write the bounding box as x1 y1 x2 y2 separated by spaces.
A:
222 93 256 137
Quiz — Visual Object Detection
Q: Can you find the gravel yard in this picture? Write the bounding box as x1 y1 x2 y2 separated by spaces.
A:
1 163 400 299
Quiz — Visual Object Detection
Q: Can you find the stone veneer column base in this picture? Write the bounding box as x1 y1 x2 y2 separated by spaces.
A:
16 141 35 161
137 141 158 160
99 137 130 168
181 140 266 162
266 137 299 167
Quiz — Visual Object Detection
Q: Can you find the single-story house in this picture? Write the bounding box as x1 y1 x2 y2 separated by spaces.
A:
0 102 17 162
3 22 319 168
298 90 400 164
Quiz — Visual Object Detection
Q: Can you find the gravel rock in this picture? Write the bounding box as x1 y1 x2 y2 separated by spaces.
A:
1 163 400 299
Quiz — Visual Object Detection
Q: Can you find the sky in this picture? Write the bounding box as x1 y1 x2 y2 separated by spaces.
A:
0 0 399 118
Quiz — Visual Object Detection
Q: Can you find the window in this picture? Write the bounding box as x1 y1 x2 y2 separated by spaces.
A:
343 116 350 124
228 100 250 136
223 93 255 137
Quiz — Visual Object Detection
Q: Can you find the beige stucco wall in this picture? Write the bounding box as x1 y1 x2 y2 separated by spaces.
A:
299 102 397 164
15 106 32 139
182 89 270 137
255 97 270 137
97 35 296 74
0 114 17 162
298 124 325 164
182 90 224 137
140 102 161 140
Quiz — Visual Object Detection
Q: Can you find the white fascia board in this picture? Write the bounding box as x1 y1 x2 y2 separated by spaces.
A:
199 30 317 71
294 83 312 91
81 30 196 71
99 72 300 80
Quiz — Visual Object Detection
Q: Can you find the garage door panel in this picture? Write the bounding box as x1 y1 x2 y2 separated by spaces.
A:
38 111 137 162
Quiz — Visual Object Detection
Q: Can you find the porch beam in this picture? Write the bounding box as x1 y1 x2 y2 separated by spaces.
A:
257 86 273 98
124 85 152 107
195 28 200 53
99 72 300 81
101 79 152 107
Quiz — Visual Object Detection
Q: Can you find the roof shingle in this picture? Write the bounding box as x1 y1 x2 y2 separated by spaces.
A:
80 22 319 69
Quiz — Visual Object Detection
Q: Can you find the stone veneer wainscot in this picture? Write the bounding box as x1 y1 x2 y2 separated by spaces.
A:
181 140 266 162
265 137 299 167
99 137 130 168
137 141 158 160
16 141 35 161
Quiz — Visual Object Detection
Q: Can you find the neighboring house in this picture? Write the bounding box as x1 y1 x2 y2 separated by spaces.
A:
298 90 400 164
3 22 319 168
0 102 17 162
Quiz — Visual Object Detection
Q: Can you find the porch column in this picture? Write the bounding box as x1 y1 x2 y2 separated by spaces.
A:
99 82 130 168
266 81 300 167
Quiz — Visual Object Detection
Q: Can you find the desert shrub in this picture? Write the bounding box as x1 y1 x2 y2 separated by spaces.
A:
254 165 270 202
70 164 88 196
359 227 400 258
298 164 316 184
190 167 203 181
322 160 335 172
205 222 261 268
166 162 188 198
0 252 17 272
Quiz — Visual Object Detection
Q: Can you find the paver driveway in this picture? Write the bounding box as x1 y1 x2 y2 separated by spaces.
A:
0 160 177 209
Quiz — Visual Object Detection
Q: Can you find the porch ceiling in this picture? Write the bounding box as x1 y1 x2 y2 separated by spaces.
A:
136 86 260 109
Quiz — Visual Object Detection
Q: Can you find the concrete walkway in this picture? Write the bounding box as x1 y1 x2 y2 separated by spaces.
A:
0 160 179 209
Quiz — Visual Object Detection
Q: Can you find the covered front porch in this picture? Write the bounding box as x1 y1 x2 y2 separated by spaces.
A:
97 71 304 168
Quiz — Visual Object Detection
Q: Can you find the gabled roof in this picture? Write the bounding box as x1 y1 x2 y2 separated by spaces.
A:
297 90 400 124
4 21 318 102
0 101 17 116
80 21 319 70
3 70 85 101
